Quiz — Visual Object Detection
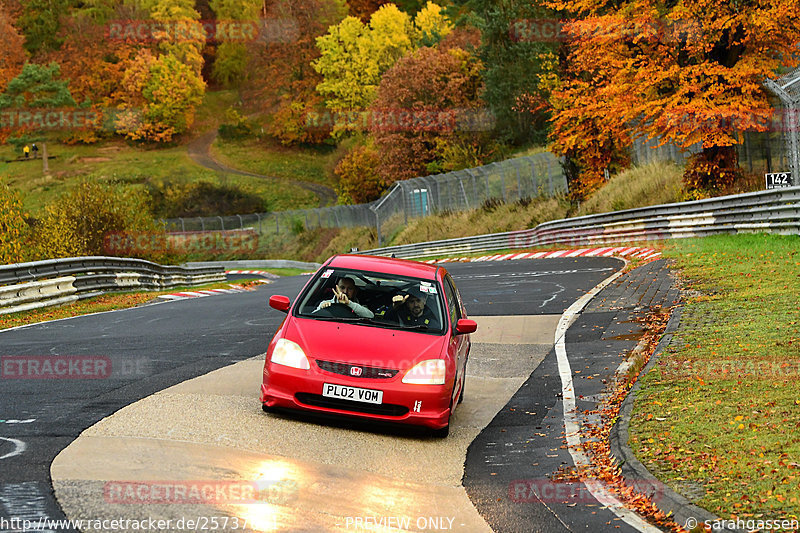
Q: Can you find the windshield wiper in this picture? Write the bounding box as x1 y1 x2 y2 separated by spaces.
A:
304 314 434 331
400 324 430 330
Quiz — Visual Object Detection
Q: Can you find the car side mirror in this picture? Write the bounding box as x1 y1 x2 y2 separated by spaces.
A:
455 319 477 335
269 295 291 313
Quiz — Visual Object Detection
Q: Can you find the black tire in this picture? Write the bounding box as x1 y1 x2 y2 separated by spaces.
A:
262 404 275 414
458 353 469 404
432 423 450 438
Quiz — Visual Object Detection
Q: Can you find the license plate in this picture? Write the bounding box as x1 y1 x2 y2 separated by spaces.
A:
322 383 383 404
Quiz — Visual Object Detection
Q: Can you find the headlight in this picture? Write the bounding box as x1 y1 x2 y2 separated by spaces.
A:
402 359 446 385
270 339 310 370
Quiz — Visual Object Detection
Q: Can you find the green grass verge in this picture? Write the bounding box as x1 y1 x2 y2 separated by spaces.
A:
0 141 317 214
629 234 800 522
210 137 339 187
0 279 261 331
256 267 309 277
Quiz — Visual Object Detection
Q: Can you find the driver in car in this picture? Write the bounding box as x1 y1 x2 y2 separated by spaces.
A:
387 285 439 329
314 276 374 318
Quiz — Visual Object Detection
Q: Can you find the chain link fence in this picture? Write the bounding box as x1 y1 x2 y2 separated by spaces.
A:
163 153 566 246
631 71 800 180
632 127 795 178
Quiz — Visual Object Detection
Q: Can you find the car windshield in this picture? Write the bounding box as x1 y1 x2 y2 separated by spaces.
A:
295 267 446 334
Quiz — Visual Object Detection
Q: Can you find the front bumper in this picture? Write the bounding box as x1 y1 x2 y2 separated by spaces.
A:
261 363 452 430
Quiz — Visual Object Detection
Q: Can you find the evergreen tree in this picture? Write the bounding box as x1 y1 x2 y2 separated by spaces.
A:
465 0 557 145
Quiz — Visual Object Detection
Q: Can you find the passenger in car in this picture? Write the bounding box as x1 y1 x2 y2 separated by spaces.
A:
314 275 374 318
386 285 440 329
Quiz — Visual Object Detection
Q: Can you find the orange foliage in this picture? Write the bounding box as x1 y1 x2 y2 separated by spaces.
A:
49 17 143 108
334 143 386 203
348 0 389 21
0 4 27 93
546 0 800 195
245 0 344 111
370 44 487 184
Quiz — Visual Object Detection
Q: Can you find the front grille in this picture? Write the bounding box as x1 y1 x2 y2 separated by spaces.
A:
315 360 399 380
295 393 409 417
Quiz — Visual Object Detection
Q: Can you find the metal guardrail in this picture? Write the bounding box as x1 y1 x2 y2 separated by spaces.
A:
0 257 225 315
184 260 322 271
365 187 800 259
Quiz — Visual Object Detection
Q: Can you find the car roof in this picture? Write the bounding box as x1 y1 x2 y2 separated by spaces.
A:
325 254 441 280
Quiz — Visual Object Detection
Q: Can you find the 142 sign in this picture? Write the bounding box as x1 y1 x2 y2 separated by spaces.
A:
765 172 793 189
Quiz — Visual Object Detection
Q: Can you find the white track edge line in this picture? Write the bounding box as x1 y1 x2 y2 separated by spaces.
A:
554 267 662 533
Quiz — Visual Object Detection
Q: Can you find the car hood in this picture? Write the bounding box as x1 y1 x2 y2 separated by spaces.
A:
286 317 447 370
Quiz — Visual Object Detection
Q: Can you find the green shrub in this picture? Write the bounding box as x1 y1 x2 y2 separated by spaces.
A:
217 108 254 140
147 180 267 218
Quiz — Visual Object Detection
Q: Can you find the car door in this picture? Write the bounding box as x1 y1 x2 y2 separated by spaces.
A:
442 273 468 405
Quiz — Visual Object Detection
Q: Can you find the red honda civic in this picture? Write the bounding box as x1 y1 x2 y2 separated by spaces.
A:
260 254 477 437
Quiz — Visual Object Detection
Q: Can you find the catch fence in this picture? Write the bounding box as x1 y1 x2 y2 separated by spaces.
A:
164 153 566 246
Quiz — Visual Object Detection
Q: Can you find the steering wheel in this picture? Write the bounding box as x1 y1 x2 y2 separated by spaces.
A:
312 303 357 318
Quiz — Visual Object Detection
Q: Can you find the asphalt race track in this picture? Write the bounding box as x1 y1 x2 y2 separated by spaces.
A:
0 256 672 533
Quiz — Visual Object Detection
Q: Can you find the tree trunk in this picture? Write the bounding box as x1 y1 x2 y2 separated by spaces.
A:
684 145 740 193
42 142 49 174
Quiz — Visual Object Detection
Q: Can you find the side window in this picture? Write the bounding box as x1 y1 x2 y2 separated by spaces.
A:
442 278 459 328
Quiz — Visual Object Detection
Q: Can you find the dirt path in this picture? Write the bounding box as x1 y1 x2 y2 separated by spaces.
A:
186 128 337 207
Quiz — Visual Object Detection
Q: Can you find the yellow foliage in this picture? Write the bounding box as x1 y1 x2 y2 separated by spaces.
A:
413 2 452 46
0 185 26 266
35 182 165 261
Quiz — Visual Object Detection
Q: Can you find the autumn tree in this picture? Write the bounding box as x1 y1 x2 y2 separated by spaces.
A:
334 142 385 203
314 5 414 114
545 41 632 199
466 0 556 145
0 4 27 94
246 0 347 144
114 49 205 142
546 0 800 196
111 0 206 142
53 24 136 109
314 2 452 135
348 0 389 21
411 1 453 46
145 0 205 74
209 0 260 87
370 40 489 184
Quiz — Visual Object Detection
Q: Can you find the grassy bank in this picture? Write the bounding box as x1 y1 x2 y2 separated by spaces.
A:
0 141 317 215
210 137 340 188
629 234 800 523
